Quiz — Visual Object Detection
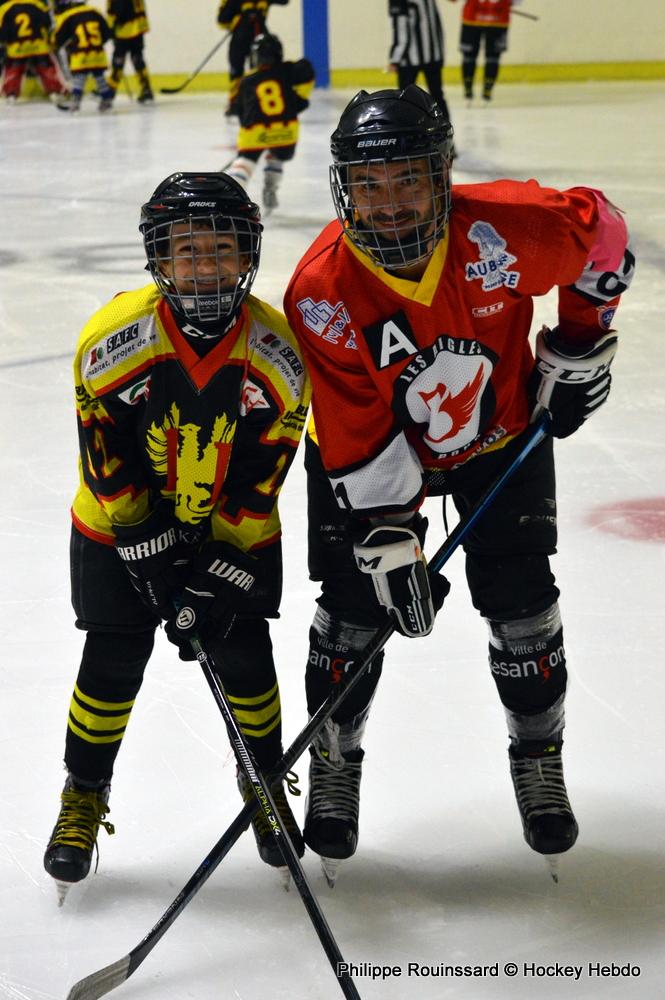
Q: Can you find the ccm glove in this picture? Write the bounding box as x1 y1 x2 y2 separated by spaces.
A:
114 503 193 619
532 326 618 438
166 541 259 655
353 513 449 638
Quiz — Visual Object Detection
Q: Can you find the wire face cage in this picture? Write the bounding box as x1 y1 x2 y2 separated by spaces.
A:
330 153 451 270
143 214 262 323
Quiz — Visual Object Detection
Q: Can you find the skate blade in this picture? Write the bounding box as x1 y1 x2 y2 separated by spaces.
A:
320 857 341 888
546 855 561 883
55 880 73 906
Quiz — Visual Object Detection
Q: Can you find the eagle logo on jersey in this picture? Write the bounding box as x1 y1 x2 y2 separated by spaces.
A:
146 402 236 523
465 221 520 291
395 337 498 457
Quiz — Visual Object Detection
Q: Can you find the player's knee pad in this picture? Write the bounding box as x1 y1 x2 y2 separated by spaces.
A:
487 602 567 714
78 628 154 700
306 605 383 723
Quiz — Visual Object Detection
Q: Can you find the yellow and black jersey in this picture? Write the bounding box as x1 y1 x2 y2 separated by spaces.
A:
233 58 314 152
53 2 111 71
0 0 51 59
217 0 288 33
72 284 311 555
106 0 148 39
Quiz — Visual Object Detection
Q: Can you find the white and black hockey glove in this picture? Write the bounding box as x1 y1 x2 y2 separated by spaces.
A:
532 326 618 439
353 513 449 638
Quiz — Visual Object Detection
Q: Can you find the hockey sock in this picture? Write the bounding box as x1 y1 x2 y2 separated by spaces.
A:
487 603 567 715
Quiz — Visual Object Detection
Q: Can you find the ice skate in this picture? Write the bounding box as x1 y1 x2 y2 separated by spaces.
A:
237 768 305 879
509 742 578 878
44 774 114 904
262 171 279 216
304 741 364 886
137 89 154 104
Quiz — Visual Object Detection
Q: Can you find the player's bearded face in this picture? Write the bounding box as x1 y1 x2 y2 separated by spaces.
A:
348 157 440 247
159 221 250 295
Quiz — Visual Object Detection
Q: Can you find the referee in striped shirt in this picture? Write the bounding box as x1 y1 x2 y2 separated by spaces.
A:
388 0 455 152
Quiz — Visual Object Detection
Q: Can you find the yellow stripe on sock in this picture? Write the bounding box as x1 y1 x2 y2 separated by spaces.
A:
67 718 126 744
239 710 281 739
74 683 135 712
230 692 281 728
69 699 132 734
226 681 279 707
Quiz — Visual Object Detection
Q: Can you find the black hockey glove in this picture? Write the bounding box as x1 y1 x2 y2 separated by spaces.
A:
114 502 196 620
353 513 449 638
166 541 261 659
531 326 618 439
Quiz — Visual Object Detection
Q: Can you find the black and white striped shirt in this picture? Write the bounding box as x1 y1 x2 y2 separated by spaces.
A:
389 0 445 67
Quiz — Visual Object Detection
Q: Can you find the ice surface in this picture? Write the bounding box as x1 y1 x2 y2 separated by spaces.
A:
1 81 664 999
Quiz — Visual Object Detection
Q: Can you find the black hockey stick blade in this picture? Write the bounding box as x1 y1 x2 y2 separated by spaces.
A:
159 32 230 94
65 414 550 1000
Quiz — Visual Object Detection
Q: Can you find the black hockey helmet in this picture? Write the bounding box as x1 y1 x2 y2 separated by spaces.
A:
330 86 454 269
250 33 283 69
139 172 262 324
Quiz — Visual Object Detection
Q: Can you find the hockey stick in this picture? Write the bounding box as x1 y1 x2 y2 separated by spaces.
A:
159 32 231 94
511 8 540 20
192 636 361 999
65 414 550 1000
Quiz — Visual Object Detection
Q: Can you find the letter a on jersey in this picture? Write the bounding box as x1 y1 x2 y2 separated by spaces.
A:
362 310 418 370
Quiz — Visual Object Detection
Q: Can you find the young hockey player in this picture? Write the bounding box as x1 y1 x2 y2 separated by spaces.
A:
226 32 314 215
52 0 114 111
283 86 634 883
217 0 288 113
106 0 152 103
0 0 69 104
43 172 310 901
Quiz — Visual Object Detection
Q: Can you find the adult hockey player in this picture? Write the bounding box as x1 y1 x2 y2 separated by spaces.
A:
217 0 288 114
283 86 634 880
44 172 310 898
106 0 153 103
451 0 519 102
226 32 314 215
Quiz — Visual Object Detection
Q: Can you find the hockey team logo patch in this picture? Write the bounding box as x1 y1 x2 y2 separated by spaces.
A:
393 336 498 458
296 297 357 348
240 379 270 415
465 221 520 291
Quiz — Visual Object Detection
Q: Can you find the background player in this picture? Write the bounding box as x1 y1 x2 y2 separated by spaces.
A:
283 85 634 882
226 32 314 215
43 172 310 901
0 0 69 104
217 0 288 115
106 0 152 103
451 0 520 102
52 0 114 111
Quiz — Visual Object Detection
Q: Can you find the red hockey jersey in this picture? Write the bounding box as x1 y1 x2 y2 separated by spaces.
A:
284 180 633 518
461 0 513 27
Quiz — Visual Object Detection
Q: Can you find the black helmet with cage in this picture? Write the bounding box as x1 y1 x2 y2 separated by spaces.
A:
329 85 454 270
250 33 284 69
139 172 262 324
